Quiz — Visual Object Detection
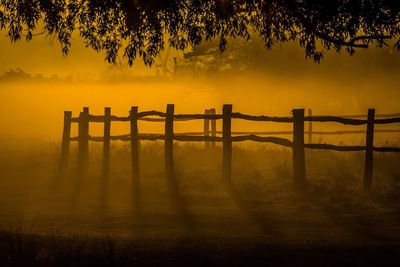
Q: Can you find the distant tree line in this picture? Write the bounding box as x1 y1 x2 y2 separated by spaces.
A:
0 68 75 82
1 1 399 66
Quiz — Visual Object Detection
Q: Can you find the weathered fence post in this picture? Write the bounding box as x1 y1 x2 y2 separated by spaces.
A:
308 109 313 144
100 107 111 210
204 109 211 149
78 107 89 170
164 104 192 225
223 105 233 181
364 108 375 193
210 108 217 148
103 107 111 174
59 111 72 172
165 104 175 181
130 106 141 215
293 109 306 189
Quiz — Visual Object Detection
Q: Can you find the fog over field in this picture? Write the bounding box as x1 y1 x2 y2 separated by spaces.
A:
0 33 400 142
1 26 400 267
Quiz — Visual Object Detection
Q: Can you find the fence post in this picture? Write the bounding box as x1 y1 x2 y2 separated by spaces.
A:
223 105 232 181
210 108 217 148
103 107 111 174
364 109 375 193
130 106 141 215
78 107 89 170
308 108 313 144
59 111 72 173
293 109 306 190
165 104 175 182
100 107 111 210
204 109 211 149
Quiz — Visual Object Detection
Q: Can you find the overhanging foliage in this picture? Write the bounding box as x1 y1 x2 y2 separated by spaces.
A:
1 0 399 65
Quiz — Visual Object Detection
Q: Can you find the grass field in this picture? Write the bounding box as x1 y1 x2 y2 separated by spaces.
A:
0 140 400 266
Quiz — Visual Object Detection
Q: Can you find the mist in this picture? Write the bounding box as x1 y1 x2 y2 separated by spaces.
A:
1 30 400 267
1 33 400 141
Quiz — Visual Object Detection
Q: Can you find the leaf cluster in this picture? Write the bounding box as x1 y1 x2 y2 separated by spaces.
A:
0 0 399 65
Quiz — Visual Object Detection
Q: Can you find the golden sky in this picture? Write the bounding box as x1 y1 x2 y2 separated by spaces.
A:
0 32 399 142
0 31 399 79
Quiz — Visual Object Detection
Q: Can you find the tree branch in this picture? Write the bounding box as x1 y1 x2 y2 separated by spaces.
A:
314 32 391 48
284 0 392 49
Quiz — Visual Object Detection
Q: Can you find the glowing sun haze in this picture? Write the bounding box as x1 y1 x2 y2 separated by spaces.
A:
0 33 399 141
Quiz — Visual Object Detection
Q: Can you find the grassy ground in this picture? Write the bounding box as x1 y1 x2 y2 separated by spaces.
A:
0 141 400 266
1 231 400 267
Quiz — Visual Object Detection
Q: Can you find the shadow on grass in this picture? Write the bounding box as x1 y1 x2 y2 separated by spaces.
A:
221 177 282 238
165 168 196 231
299 187 400 243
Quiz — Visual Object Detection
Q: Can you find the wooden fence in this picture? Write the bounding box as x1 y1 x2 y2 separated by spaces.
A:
59 105 400 193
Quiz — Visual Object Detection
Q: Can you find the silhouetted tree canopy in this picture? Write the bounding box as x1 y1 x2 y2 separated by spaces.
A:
1 0 399 66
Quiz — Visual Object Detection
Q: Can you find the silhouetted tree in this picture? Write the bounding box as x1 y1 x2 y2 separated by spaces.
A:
1 1 399 66
1 68 31 80
180 37 267 75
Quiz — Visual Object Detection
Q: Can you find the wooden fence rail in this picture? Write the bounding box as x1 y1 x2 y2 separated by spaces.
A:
59 105 400 195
